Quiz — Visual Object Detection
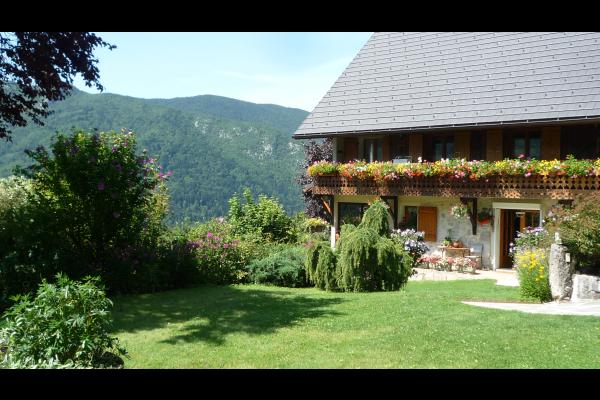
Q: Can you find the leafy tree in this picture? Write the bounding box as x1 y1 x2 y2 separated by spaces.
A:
0 32 115 141
297 138 332 219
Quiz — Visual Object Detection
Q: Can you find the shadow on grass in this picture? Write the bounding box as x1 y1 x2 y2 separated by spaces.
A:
111 284 345 345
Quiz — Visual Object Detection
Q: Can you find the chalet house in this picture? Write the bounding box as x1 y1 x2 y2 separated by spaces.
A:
293 32 600 270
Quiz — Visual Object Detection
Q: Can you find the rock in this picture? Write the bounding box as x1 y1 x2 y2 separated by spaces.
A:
549 243 573 300
572 274 600 301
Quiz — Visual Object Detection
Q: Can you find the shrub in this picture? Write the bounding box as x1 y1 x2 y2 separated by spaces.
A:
515 249 552 302
337 227 410 292
228 188 295 243
247 246 309 287
554 194 600 271
0 274 127 369
358 199 391 237
0 130 171 303
510 226 550 254
305 241 338 291
391 229 429 269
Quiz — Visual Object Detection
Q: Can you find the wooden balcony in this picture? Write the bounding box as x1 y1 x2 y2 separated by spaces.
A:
312 175 600 199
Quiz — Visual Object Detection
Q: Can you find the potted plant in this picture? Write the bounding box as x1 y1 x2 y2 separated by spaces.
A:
477 208 493 225
442 235 452 247
450 204 469 219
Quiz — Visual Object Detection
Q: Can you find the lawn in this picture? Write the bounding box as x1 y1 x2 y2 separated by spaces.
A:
111 280 600 368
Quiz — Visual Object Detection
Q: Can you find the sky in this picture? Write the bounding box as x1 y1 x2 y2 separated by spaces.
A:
73 32 373 112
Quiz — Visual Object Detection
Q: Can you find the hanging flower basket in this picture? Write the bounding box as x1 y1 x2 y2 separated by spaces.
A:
450 204 469 219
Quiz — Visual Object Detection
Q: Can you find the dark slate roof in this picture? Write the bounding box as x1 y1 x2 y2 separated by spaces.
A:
293 32 600 138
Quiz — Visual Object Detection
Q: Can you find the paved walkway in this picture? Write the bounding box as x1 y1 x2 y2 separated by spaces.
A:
462 300 600 317
410 268 519 287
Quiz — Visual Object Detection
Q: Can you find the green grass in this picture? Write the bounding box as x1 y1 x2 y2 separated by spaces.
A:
111 280 600 368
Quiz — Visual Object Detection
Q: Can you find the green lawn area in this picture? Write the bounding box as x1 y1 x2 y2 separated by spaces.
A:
111 280 600 368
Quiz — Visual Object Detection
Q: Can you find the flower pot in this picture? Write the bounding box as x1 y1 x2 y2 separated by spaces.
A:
452 241 463 248
479 218 490 225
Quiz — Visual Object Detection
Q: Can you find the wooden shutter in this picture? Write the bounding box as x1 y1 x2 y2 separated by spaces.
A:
409 133 423 161
454 132 470 160
418 207 437 242
343 137 358 162
382 137 391 161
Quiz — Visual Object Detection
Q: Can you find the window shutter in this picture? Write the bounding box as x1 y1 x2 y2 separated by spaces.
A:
418 207 437 242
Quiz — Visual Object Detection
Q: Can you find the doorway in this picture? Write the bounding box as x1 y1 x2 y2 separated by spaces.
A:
498 209 541 269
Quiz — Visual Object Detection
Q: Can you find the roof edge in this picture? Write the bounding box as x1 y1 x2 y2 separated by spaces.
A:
292 115 600 139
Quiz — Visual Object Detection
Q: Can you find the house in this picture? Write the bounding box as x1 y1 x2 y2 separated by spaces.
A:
293 32 600 270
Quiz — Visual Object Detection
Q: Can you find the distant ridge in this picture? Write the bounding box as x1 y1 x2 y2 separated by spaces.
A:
0 88 310 223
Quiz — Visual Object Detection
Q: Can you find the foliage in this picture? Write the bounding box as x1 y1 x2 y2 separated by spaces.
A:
305 241 338 291
0 176 31 216
477 208 493 222
180 218 247 284
553 194 600 271
228 188 296 243
450 204 469 219
391 229 429 269
307 156 600 181
358 199 391 237
297 139 333 219
337 227 410 292
0 129 174 306
0 32 114 141
515 249 552 302
0 89 308 223
0 274 127 369
510 227 550 255
247 246 309 288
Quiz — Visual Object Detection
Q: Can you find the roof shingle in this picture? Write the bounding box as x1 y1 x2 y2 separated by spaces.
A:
293 32 600 138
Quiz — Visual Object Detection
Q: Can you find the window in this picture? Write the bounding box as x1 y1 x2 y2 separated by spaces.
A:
403 206 418 230
560 125 600 159
505 131 541 159
363 138 383 162
427 135 454 161
470 131 486 161
338 203 368 230
391 135 409 159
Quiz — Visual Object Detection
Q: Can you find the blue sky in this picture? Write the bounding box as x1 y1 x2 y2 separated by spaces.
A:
73 32 372 112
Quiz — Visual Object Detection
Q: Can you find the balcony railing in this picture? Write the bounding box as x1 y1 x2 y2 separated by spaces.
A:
312 174 600 199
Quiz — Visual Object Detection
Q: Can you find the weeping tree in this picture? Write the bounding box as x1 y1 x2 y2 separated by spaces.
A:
306 200 411 292
296 138 332 219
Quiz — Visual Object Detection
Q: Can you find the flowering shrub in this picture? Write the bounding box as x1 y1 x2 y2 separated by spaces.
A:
515 249 552 302
307 156 600 181
186 219 247 284
391 229 429 268
510 227 550 255
0 129 172 306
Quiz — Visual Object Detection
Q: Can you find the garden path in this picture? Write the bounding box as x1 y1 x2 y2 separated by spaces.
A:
462 300 600 317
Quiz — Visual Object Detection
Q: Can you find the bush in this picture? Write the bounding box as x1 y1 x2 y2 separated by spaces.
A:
553 194 600 271
391 229 429 269
337 228 410 292
515 249 552 302
305 241 338 291
228 188 295 243
0 274 127 369
0 130 172 304
247 246 309 287
510 226 550 254
358 199 391 237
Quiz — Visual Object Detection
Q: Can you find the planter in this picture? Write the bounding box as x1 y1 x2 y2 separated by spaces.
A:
478 218 490 225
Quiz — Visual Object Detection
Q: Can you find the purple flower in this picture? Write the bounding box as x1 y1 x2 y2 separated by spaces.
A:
115 164 123 172
97 181 105 191
524 172 532 177
206 232 213 238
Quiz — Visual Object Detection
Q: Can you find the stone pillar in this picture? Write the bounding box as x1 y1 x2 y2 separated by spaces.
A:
549 240 573 301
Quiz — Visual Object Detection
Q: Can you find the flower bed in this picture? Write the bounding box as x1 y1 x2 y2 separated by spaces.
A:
308 156 600 181
418 255 477 274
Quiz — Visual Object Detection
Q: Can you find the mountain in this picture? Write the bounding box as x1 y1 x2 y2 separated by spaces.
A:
0 88 310 223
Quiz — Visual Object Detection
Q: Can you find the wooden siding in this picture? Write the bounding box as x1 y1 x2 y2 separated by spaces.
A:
343 138 358 162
